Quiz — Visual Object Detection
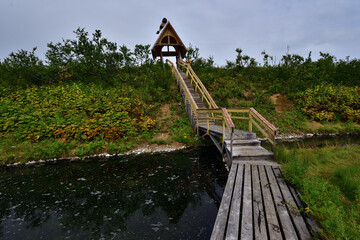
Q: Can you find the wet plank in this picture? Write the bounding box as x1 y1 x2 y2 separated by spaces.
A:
240 164 252 240
225 164 244 240
211 163 237 240
265 165 298 240
252 165 267 240
273 167 311 240
259 165 282 240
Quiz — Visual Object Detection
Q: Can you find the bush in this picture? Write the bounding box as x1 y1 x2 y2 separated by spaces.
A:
0 83 155 142
297 83 360 122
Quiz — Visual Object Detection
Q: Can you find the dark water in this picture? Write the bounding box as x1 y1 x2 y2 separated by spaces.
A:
0 147 228 240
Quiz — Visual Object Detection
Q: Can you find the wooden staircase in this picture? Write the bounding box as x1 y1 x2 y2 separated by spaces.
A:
178 68 274 166
167 59 317 239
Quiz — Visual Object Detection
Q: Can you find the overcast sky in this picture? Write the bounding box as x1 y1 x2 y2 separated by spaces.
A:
1 0 359 66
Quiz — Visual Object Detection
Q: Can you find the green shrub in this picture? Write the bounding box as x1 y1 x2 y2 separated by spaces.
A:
297 83 360 122
0 83 155 142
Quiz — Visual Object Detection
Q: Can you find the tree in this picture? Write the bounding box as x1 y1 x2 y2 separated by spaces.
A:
2 47 45 85
119 45 134 67
45 28 125 81
134 44 152 66
185 43 200 62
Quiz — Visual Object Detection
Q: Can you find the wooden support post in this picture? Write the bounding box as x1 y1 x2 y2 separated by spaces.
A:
222 119 225 162
249 113 253 133
196 111 199 136
207 113 209 135
230 130 233 162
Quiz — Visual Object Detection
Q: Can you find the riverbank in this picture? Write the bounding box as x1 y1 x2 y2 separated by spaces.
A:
276 145 360 239
4 142 190 168
3 131 360 167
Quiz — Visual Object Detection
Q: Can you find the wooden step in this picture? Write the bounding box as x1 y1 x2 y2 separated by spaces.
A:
225 139 261 146
231 146 274 161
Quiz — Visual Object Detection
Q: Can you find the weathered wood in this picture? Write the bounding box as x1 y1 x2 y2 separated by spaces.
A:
252 165 267 240
211 164 237 240
232 160 280 166
266 165 298 240
171 60 313 240
232 146 273 157
273 168 311 240
259 165 282 240
225 139 261 146
225 164 244 240
240 164 253 240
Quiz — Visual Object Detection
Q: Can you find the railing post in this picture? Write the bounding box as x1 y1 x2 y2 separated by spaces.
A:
206 112 209 135
249 112 253 133
230 129 233 162
222 119 225 162
196 111 199 136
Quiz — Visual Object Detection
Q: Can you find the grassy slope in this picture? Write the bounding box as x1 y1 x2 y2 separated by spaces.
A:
193 66 360 136
0 65 202 165
1 64 360 164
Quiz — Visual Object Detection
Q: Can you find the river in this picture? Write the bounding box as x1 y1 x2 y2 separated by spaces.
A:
1 134 360 239
0 146 228 240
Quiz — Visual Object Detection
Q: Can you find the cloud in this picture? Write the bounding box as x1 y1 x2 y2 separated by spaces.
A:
0 0 359 65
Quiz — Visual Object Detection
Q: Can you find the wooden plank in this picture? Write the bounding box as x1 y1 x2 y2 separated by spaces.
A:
225 164 244 240
211 164 238 240
232 160 280 166
240 164 253 240
265 165 298 240
273 168 312 240
252 165 267 240
259 165 282 240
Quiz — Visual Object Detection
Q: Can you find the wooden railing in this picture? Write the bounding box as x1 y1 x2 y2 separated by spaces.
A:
167 59 276 161
226 108 277 145
177 59 218 109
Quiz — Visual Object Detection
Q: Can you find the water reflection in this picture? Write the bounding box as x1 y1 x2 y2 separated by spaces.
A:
0 146 228 239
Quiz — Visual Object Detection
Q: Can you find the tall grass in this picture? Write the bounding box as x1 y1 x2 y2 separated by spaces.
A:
276 145 360 239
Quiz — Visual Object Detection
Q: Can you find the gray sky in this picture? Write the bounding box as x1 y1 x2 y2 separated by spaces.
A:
1 0 359 66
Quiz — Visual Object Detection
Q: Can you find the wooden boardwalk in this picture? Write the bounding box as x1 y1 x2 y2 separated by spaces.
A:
168 61 317 239
179 69 274 165
211 163 313 240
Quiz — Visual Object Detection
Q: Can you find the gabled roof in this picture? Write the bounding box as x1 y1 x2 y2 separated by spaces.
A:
151 21 187 59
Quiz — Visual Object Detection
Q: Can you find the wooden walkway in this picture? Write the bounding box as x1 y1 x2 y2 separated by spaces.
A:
178 70 274 164
211 163 313 240
169 62 317 239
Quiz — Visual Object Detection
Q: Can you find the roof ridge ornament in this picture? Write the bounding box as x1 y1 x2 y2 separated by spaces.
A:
156 18 168 34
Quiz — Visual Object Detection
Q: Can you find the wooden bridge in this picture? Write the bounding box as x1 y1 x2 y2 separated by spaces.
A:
167 59 318 239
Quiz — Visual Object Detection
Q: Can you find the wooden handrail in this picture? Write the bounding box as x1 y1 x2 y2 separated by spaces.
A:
167 59 199 112
249 108 277 131
178 59 218 109
168 58 277 162
225 108 277 145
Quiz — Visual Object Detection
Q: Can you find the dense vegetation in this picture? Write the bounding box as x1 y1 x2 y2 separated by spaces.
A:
276 145 360 239
0 28 200 164
1 27 360 164
187 46 360 134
